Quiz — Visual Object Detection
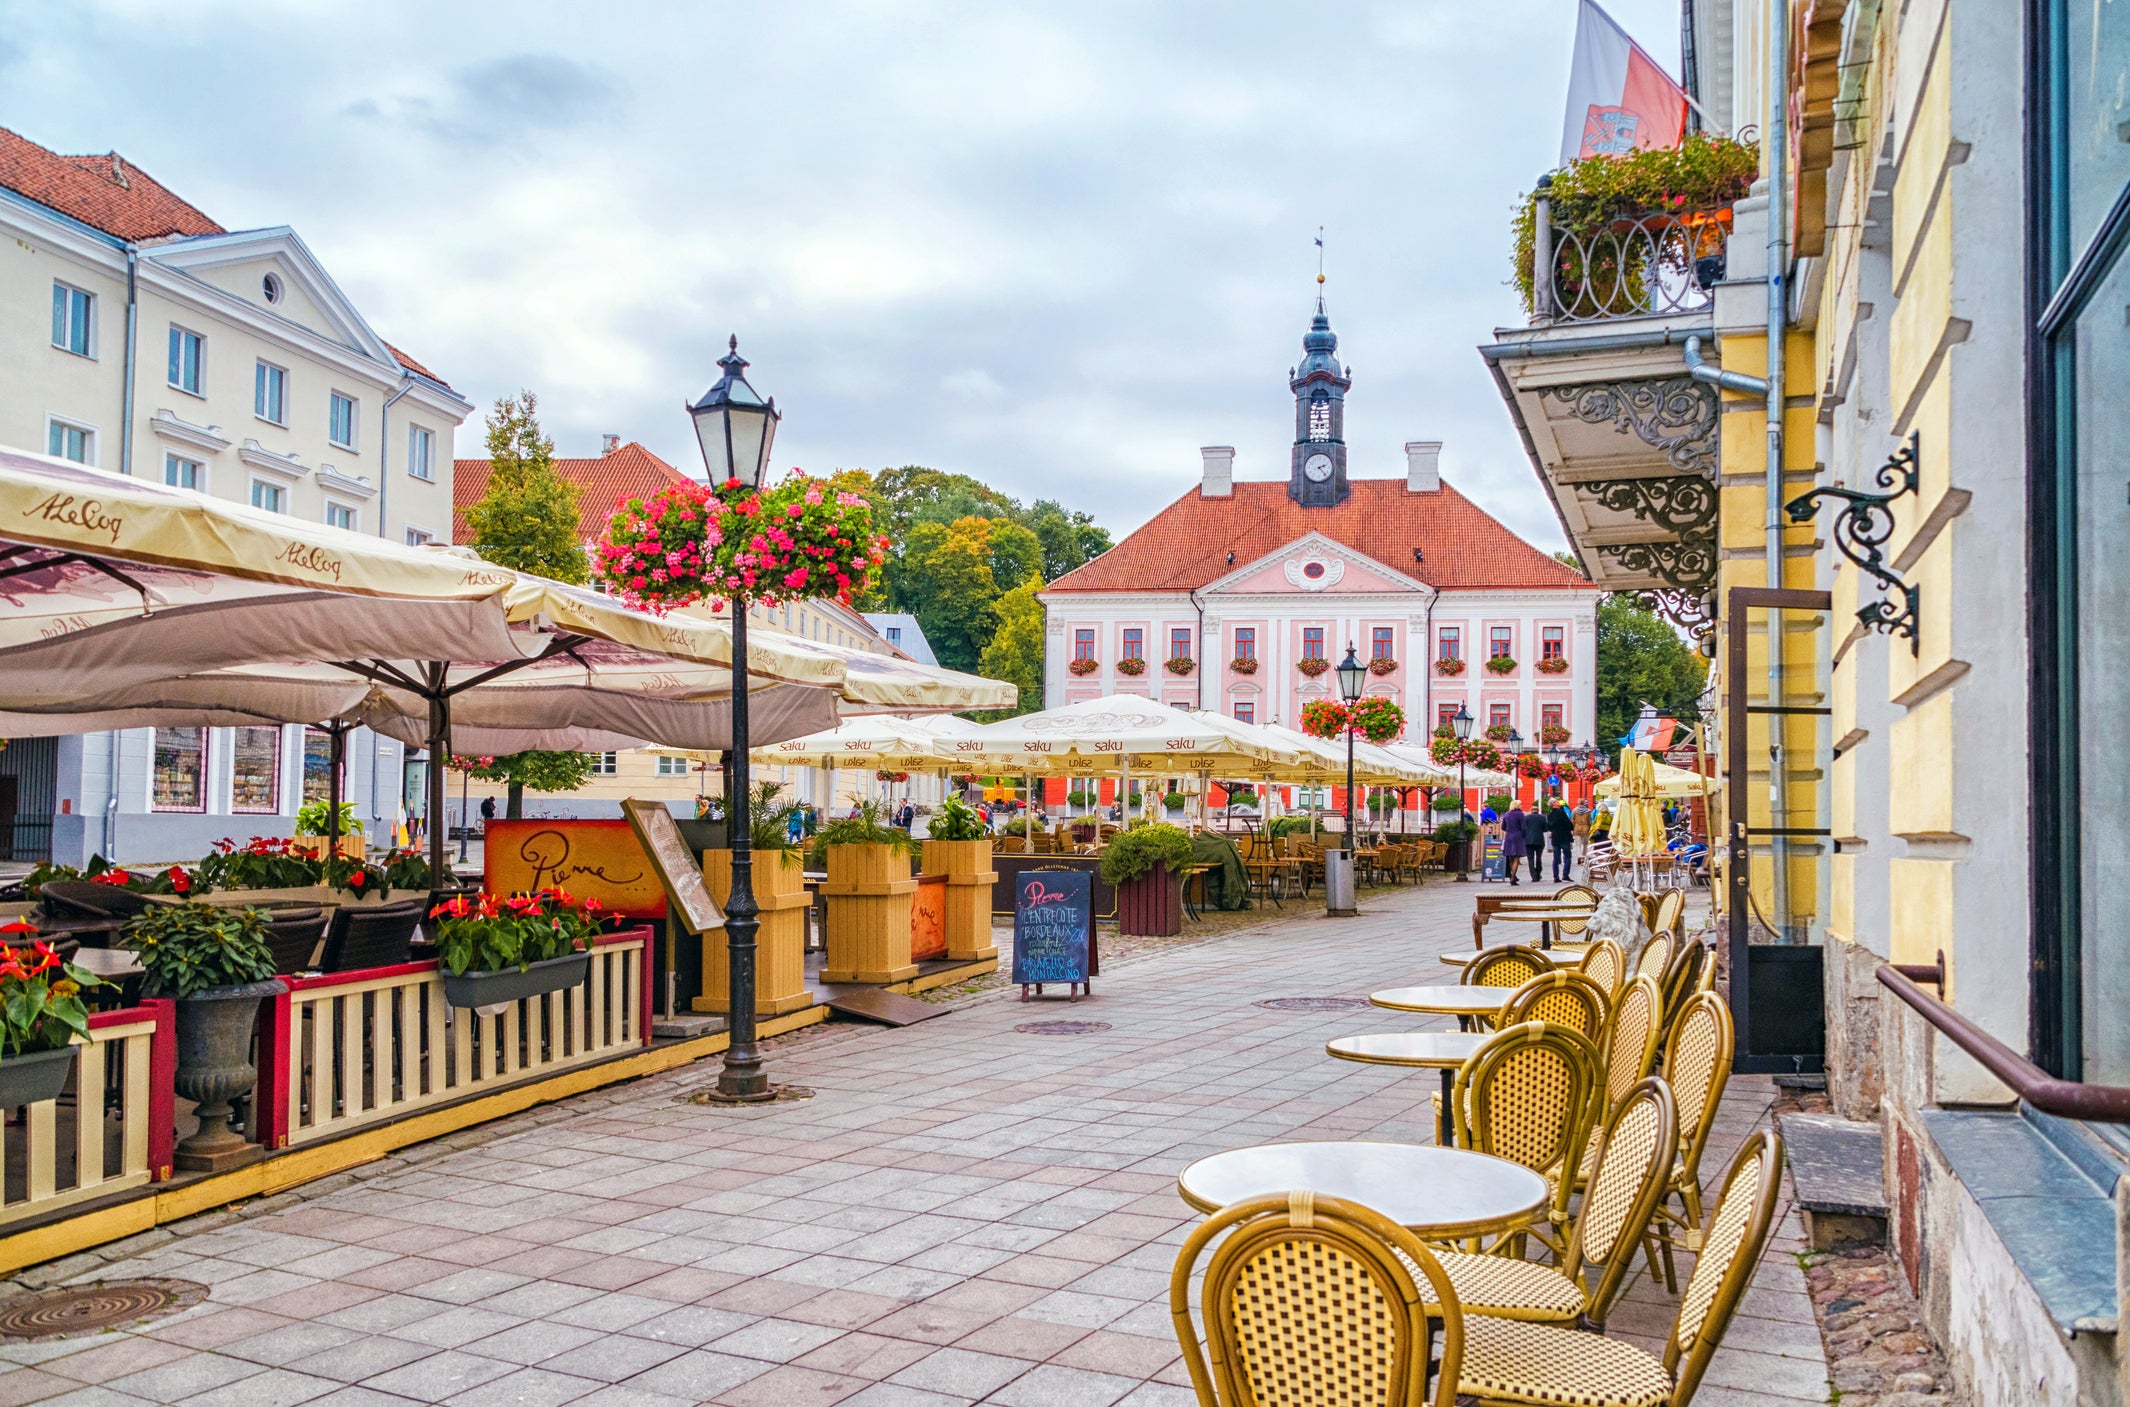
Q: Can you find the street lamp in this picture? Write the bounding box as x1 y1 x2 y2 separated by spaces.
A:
1545 741 1561 802
689 336 781 1105
1332 646 1367 914
1452 702 1474 881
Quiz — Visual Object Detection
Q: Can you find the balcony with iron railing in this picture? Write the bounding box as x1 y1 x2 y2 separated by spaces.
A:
1525 184 1734 325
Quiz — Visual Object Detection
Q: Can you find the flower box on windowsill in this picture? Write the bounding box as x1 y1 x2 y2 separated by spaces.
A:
1230 657 1259 675
1484 657 1519 675
1368 658 1398 676
1297 657 1331 678
1068 658 1100 676
1115 657 1147 676
1434 657 1466 676
1164 658 1195 676
1537 657 1570 674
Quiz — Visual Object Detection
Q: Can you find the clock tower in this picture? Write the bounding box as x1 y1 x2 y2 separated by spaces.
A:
1288 297 1351 506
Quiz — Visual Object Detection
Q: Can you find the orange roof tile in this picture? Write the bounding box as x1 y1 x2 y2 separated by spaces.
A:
0 127 222 241
1045 479 1592 594
453 442 699 544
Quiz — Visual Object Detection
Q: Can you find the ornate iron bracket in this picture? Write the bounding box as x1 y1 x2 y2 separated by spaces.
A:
1638 588 1718 644
1785 432 1921 654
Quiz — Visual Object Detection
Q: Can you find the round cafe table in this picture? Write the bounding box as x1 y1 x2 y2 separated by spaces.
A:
1177 1141 1549 1239
1327 1031 1487 1144
1369 985 1519 1019
1484 906 1591 948
1439 944 1586 970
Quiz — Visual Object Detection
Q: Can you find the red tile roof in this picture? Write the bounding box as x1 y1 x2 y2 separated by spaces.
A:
453 442 699 544
1045 479 1593 594
385 343 447 385
0 127 222 241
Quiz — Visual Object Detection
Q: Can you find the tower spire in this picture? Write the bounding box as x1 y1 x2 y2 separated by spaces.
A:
1314 227 1326 312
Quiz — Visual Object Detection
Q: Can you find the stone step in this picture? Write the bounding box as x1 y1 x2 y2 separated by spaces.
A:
1778 1111 1887 1249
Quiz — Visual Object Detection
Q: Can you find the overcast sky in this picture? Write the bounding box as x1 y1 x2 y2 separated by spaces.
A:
2 0 1684 552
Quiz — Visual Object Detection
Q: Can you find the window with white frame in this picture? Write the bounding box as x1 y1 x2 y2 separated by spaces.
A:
1122 628 1143 660
655 756 689 777
1234 702 1255 724
1489 626 1513 658
50 282 92 357
152 728 207 812
46 418 94 465
1541 626 1565 661
591 752 619 776
250 479 286 514
168 326 203 394
164 453 203 490
1170 627 1192 661
231 726 282 813
328 392 358 449
325 502 358 532
1073 628 1095 661
407 425 435 481
405 526 434 547
1438 626 1461 660
255 360 288 424
1234 627 1257 661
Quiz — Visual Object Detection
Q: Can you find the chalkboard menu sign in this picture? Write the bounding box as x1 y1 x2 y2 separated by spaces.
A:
1012 869 1092 997
1482 831 1507 881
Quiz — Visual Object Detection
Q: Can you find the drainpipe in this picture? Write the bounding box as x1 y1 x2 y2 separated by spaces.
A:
1764 0 1792 940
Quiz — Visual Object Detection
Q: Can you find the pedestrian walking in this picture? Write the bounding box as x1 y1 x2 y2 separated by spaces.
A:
1546 799 1575 881
1519 804 1548 884
1572 799 1591 858
1501 803 1528 885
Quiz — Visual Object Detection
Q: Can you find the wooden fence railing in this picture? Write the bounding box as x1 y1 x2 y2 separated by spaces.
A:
255 928 652 1151
0 1001 175 1227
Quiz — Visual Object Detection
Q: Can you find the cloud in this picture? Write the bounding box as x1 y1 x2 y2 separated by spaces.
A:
350 53 620 148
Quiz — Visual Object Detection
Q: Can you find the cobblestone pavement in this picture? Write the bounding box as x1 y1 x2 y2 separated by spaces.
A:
0 880 1830 1407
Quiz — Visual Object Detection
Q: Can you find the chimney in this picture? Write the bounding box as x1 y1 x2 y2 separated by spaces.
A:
1200 446 1234 498
1405 440 1442 493
601 434 622 456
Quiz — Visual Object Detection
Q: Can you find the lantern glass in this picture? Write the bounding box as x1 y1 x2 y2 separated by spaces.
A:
1336 646 1367 703
1452 703 1474 741
688 336 781 487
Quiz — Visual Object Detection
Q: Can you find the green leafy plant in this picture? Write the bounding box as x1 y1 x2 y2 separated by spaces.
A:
1485 656 1518 674
124 904 279 998
747 781 804 852
1067 788 1094 808
1267 816 1316 840
1431 821 1479 844
197 836 321 892
926 795 987 842
1225 786 1258 807
0 921 102 1055
816 800 915 855
26 855 193 897
1485 792 1514 813
1161 790 1187 809
1098 823 1193 886
1431 792 1465 813
428 890 607 976
294 801 363 837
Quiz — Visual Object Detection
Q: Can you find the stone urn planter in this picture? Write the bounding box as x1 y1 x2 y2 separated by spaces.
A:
821 843 918 985
919 838 997 963
441 953 591 1009
700 848 813 1016
0 1046 76 1109
174 979 286 1172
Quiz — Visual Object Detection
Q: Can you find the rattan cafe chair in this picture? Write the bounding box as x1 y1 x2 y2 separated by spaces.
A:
1169 1190 1466 1407
1462 945 1550 1032
1578 937 1627 1005
1647 991 1735 1290
1633 929 1677 987
1576 974 1665 1189
1422 1077 1677 1332
1452 1132 1785 1407
1647 889 1685 943
1448 1020 1604 1257
1494 970 1610 1045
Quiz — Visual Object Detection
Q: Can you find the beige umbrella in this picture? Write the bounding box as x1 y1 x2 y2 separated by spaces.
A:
1594 756 1713 799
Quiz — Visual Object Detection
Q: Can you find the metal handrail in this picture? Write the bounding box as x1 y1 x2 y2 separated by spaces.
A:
1875 958 2130 1123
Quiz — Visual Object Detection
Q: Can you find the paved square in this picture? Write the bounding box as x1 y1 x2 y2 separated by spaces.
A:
3 880 1826 1406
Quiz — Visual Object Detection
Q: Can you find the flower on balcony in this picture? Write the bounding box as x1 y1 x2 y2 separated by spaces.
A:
1537 656 1570 674
1368 657 1398 676
1539 724 1573 746
1230 656 1259 675
1485 723 1515 742
1164 657 1196 676
1297 657 1331 678
1068 657 1100 676
1485 656 1518 675
1115 657 1147 676
1434 656 1467 676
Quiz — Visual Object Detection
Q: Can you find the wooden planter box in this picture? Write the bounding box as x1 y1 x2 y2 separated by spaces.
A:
288 836 366 861
1117 862 1183 937
920 838 997 963
699 849 812 1016
822 843 919 985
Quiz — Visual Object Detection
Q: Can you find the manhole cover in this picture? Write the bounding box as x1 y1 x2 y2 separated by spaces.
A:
1255 997 1371 1012
0 1280 206 1341
1015 1020 1112 1035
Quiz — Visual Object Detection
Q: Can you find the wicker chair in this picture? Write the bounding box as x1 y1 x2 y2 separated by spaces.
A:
1169 1191 1466 1407
38 880 152 921
319 899 425 973
1465 944 1549 991
1452 1132 1785 1407
1449 1020 1604 1253
1658 943 1713 1041
1633 929 1677 986
1578 938 1627 1004
1573 974 1665 1191
1495 971 1610 1045
1647 992 1735 1290
261 907 327 975
1424 1077 1677 1331
1645 890 1685 942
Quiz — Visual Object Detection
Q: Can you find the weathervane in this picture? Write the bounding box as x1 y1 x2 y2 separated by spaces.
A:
1315 227 1326 288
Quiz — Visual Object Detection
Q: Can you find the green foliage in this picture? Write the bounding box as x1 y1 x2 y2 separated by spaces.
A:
747 781 803 852
977 575 1046 719
0 926 101 1055
294 801 363 837
463 751 598 819
25 855 189 897
1485 792 1513 813
1431 821 1479 843
467 391 587 584
926 795 987 842
1161 790 1187 809
124 904 279 998
1267 816 1316 839
1596 594 1707 761
1066 789 1094 807
1098 823 1193 886
198 838 319 892
1431 792 1465 812
811 801 915 866
897 517 1000 673
429 891 605 976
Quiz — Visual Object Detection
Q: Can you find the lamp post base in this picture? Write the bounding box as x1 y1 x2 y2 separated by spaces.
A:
699 1085 779 1106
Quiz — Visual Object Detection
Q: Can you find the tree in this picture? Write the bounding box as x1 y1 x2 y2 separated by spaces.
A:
978 575 1045 719
466 391 587 583
458 751 599 820
985 520 1043 596
1026 499 1112 580
1595 594 1707 758
899 517 1000 673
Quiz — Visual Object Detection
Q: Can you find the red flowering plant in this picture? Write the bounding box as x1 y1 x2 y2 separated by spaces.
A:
24 854 193 897
1296 657 1331 678
196 836 321 892
1516 752 1554 780
1068 658 1100 676
1539 724 1573 746
429 889 609 977
1115 657 1147 676
0 923 101 1057
1485 723 1516 742
1230 657 1259 675
874 770 910 784
1368 657 1398 676
1300 698 1407 746
1537 656 1570 674
595 471 886 614
1434 656 1466 676
1429 726 1504 771
1164 657 1195 676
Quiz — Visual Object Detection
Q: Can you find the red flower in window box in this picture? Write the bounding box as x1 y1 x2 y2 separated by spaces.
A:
1368 657 1398 676
1537 656 1570 674
1164 657 1195 676
1229 657 1259 675
1115 657 1147 676
1539 723 1573 746
1068 658 1100 676
1434 657 1466 676
1296 657 1331 678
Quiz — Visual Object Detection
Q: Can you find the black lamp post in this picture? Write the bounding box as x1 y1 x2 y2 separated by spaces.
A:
690 335 781 1105
1334 646 1367 911
1452 702 1474 881
1544 741 1561 802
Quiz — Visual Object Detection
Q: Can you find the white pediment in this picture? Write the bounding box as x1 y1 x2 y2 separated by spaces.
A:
1201 532 1431 598
146 227 399 372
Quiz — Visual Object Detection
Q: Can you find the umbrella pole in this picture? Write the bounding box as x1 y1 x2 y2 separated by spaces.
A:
424 668 451 898
325 722 347 862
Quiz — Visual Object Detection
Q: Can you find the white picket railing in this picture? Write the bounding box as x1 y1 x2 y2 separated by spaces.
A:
0 1005 171 1227
261 931 650 1150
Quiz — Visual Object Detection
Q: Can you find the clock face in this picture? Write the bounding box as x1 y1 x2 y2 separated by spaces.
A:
1304 453 1334 483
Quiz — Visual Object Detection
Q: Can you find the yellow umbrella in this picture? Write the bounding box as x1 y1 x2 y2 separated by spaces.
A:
1595 756 1714 799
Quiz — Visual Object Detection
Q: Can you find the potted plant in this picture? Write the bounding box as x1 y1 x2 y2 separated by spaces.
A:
1099 823 1192 937
1485 655 1518 675
1431 820 1479 874
1368 657 1398 676
1486 724 1516 742
430 889 607 1009
1069 658 1100 676
1539 723 1573 746
1162 789 1188 814
818 801 919 985
702 782 813 1016
290 801 364 861
1225 785 1258 810
1164 657 1195 676
1115 657 1147 677
0 922 102 1108
1297 657 1331 678
125 902 285 1171
1485 792 1514 814
919 795 996 963
1537 656 1570 674
1434 656 1466 676
1431 793 1464 813
1230 656 1259 675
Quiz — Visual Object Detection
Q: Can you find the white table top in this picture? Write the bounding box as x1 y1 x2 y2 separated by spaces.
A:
1369 984 1519 1015
1326 1032 1489 1068
1177 1140 1549 1237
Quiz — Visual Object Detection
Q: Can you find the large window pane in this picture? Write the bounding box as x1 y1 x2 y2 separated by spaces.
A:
303 729 334 806
2066 0 2130 262
152 729 206 811
231 726 282 814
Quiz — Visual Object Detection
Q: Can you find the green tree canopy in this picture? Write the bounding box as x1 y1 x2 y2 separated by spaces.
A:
1595 594 1707 758
466 391 587 584
977 575 1045 719
900 517 1001 673
461 751 598 820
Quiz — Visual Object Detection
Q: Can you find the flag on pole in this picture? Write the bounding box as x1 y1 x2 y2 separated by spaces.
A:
1561 0 1690 164
1619 713 1680 753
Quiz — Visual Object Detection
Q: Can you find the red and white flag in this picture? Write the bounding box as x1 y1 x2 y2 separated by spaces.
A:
1561 0 1689 164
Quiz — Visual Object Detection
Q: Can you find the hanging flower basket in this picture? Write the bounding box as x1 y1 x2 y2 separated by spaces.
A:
1368 658 1398 676
874 770 910 783
1484 656 1519 675
1516 753 1553 780
1164 657 1196 676
1430 727 1504 771
596 470 886 613
1434 657 1466 676
1068 658 1100 676
1230 657 1259 675
1537 657 1570 674
1300 697 1406 745
1115 657 1147 677
1297 657 1331 678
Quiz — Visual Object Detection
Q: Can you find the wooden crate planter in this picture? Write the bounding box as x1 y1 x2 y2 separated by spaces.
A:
698 848 813 1016
920 838 997 962
288 836 365 861
1117 862 1183 937
821 843 919 985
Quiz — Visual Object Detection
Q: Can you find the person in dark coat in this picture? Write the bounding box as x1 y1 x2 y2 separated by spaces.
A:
1546 799 1576 881
1501 804 1528 885
1520 805 1548 883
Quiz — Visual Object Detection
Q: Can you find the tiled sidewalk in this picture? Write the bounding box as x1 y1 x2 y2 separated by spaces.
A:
0 882 1829 1407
